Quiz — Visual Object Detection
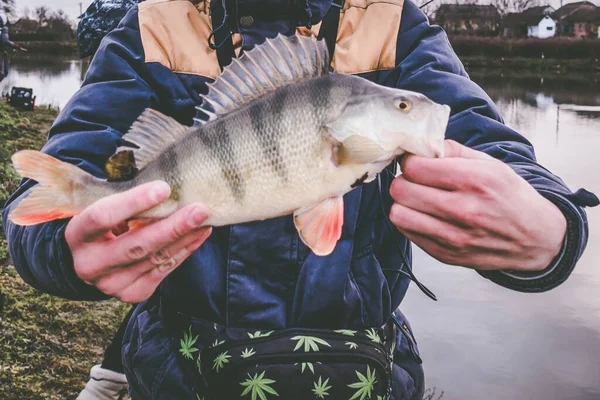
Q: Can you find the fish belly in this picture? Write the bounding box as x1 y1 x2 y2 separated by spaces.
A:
177 120 334 227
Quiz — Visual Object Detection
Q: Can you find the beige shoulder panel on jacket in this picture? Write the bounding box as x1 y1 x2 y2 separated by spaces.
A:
138 0 403 79
298 0 404 74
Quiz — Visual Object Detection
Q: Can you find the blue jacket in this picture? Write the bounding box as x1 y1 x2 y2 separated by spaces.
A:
3 0 597 398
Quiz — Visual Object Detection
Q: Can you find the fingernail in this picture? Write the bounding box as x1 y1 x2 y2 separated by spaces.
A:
149 181 171 203
189 206 208 227
157 258 177 272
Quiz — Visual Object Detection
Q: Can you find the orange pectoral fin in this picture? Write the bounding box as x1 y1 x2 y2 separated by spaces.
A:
293 197 344 256
127 218 156 232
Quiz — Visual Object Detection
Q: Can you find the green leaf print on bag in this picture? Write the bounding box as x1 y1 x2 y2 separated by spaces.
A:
179 326 199 360
348 365 378 400
345 341 358 350
365 328 382 344
334 329 357 336
240 371 280 400
291 336 331 352
248 331 274 339
312 376 332 399
294 362 315 373
241 348 256 358
196 352 202 374
212 351 231 373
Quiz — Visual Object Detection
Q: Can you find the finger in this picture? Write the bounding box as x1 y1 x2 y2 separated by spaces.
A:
95 227 211 296
390 202 471 251
73 181 171 242
403 229 530 271
90 203 210 274
113 233 209 303
400 140 495 190
400 154 476 190
390 175 458 219
443 140 493 160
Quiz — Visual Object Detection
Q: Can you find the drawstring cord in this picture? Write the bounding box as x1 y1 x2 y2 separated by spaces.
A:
378 167 438 302
208 19 234 50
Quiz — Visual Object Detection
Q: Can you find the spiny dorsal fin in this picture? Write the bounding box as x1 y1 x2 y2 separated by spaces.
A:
114 108 191 170
197 33 330 116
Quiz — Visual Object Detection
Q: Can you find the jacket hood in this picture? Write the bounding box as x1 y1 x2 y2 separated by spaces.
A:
77 0 332 58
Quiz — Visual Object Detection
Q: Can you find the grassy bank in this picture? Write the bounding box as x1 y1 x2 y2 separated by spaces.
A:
449 36 600 75
460 56 600 76
449 36 600 59
0 102 129 399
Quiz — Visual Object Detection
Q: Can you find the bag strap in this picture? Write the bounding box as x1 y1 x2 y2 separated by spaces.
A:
208 0 235 71
317 0 344 69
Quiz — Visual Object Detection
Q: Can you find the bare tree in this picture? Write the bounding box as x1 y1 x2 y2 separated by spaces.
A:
1 0 14 17
492 0 540 15
34 5 49 25
21 6 31 19
45 8 74 39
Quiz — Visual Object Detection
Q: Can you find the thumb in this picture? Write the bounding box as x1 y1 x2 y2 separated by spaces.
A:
443 139 493 160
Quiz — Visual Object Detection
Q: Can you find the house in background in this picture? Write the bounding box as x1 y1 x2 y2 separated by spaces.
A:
526 6 556 38
552 1 599 37
435 4 501 36
503 5 556 38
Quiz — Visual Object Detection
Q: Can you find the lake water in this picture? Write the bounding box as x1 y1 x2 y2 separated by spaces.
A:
0 58 89 109
2 59 599 400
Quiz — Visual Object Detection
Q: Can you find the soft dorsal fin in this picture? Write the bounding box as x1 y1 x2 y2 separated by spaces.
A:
107 108 191 176
104 149 138 182
197 33 330 116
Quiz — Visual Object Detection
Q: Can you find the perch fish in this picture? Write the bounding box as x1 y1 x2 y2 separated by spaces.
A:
8 33 451 256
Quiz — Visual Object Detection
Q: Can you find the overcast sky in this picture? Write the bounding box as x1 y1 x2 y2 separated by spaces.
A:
15 0 94 22
13 0 600 22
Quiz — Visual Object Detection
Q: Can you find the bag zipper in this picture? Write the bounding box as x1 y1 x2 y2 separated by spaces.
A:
204 327 389 355
205 351 391 391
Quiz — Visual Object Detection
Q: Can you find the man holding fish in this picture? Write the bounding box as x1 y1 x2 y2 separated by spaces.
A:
2 0 598 399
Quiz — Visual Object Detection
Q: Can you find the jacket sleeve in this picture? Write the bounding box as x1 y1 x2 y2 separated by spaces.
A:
391 0 598 293
1 7 158 300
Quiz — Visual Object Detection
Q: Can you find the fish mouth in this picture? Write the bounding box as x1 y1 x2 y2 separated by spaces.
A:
391 103 451 159
428 104 451 158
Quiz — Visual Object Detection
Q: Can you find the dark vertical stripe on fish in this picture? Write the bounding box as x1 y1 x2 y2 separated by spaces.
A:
158 146 181 201
249 91 288 182
310 74 332 114
200 120 245 202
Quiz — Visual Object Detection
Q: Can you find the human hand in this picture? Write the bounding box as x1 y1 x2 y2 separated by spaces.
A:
65 181 212 303
390 140 567 272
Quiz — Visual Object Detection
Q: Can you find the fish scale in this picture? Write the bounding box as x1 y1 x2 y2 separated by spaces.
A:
8 33 451 256
154 76 344 226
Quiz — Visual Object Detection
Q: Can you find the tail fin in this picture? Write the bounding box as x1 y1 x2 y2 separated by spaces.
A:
8 150 93 226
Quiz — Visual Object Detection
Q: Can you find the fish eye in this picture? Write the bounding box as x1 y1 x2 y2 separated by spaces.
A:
395 99 411 111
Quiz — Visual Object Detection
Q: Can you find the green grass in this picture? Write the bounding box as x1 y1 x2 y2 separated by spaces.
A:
0 103 59 206
0 102 130 399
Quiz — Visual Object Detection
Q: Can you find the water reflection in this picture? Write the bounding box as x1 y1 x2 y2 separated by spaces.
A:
0 58 89 109
1 59 599 399
404 72 600 400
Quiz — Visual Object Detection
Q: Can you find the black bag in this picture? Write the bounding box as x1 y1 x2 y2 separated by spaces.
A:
198 326 395 400
8 87 35 111
166 306 397 400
